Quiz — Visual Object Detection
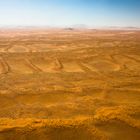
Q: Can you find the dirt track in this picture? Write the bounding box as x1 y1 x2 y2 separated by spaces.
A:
0 29 140 140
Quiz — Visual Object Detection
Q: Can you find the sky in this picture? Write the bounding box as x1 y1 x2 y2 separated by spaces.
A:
0 0 140 27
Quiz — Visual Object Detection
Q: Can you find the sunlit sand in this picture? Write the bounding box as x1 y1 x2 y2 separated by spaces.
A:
0 28 140 140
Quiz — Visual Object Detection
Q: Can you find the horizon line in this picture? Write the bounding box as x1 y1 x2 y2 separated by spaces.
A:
0 24 140 29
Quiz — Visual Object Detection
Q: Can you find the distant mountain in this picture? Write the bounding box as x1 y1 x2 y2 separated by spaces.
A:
97 26 140 30
70 24 89 29
0 24 140 30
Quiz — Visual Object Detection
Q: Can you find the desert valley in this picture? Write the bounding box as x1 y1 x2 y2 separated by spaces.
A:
0 28 139 140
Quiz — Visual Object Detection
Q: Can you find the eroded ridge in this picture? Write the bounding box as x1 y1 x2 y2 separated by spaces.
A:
25 59 43 73
0 57 11 74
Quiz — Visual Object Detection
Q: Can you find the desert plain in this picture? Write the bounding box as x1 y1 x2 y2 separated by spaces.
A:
0 28 139 140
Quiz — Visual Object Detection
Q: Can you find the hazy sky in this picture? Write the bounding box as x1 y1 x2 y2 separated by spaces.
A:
0 0 140 27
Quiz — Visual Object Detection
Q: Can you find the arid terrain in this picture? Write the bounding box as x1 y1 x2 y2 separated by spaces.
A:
0 28 140 140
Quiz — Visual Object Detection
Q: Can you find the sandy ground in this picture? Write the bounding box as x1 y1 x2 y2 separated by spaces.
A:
0 29 140 140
